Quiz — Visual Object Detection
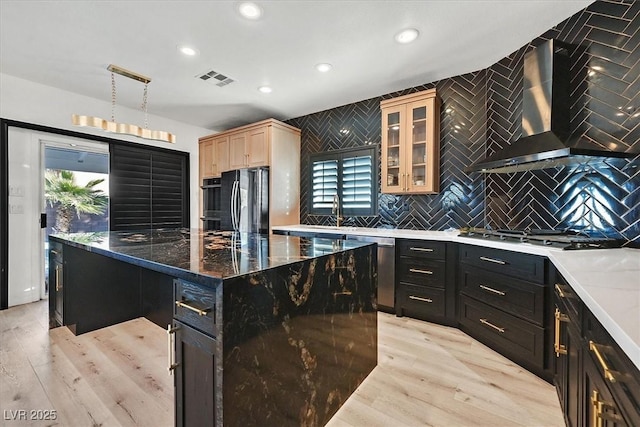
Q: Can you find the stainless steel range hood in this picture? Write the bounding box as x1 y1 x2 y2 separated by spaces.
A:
466 39 635 174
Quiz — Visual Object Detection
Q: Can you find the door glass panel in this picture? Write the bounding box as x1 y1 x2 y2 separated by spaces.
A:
386 146 400 186
387 112 400 146
412 106 427 143
412 165 426 186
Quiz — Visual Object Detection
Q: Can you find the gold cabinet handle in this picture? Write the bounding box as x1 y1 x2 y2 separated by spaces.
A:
479 256 506 265
409 268 433 275
554 307 569 356
589 341 618 383
555 283 566 298
55 266 61 292
479 318 505 333
166 324 179 375
409 247 434 253
332 291 353 296
479 284 505 296
175 300 211 316
591 389 623 426
409 295 432 303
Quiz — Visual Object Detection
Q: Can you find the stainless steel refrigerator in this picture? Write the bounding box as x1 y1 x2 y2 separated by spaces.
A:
220 167 269 233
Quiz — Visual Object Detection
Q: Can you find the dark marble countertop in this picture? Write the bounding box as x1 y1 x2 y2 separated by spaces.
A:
50 229 372 283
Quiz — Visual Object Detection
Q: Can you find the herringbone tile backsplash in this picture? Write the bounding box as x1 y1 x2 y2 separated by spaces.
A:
287 0 640 247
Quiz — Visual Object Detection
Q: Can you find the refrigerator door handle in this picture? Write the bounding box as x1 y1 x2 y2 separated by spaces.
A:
232 180 240 231
230 180 237 231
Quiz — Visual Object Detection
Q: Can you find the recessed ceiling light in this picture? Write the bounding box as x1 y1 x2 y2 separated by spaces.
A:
315 63 333 73
238 2 262 20
258 86 272 93
178 45 199 56
395 28 419 44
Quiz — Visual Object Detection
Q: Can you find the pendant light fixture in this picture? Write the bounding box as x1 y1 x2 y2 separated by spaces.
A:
72 64 175 143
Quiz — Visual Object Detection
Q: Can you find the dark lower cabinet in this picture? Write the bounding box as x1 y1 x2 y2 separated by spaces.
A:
583 347 628 427
458 244 551 381
48 242 64 328
174 319 219 427
395 239 456 326
172 278 222 426
554 274 640 427
554 279 581 427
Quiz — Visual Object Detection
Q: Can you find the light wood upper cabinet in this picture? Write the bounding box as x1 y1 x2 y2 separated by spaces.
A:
199 135 229 178
228 132 247 170
228 125 270 169
199 137 215 179
381 88 440 194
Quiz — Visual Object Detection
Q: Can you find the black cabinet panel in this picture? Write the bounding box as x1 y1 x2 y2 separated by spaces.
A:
64 245 141 335
395 239 455 325
584 311 640 427
174 320 219 427
459 266 545 325
141 269 174 328
174 279 218 336
459 294 546 370
459 244 546 284
48 242 64 328
397 239 446 260
397 257 446 288
554 278 582 427
396 283 445 320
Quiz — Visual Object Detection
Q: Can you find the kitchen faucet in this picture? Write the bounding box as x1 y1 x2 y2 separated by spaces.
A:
332 194 343 227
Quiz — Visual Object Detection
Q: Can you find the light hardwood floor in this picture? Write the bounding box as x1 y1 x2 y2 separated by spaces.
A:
0 300 563 426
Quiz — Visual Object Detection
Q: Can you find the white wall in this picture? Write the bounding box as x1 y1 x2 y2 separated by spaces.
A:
0 72 213 228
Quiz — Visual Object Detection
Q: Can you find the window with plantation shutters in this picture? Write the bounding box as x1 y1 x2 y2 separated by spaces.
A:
309 147 376 216
312 159 338 210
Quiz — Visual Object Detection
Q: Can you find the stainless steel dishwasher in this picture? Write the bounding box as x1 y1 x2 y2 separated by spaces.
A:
346 235 395 313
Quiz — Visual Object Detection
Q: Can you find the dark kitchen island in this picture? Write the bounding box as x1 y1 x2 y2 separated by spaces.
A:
49 229 377 426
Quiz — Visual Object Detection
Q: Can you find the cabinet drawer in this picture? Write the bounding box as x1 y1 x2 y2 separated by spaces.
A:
397 284 445 319
397 239 445 260
397 258 445 288
459 267 545 325
174 279 218 336
459 295 545 368
459 244 546 284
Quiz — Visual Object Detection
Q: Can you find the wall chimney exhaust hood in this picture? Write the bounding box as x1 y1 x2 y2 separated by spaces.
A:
466 39 636 174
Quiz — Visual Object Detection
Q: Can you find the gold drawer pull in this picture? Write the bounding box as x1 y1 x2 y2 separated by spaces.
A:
409 268 433 275
409 295 432 303
589 341 618 383
554 308 569 357
591 390 623 426
479 318 505 333
175 300 211 316
166 324 179 375
479 284 505 296
410 247 434 252
480 256 506 265
332 291 353 296
554 283 566 298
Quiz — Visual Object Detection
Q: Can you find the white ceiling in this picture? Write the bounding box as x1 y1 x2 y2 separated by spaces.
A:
0 0 593 132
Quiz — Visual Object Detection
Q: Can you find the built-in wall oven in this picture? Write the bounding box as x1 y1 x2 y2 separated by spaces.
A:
201 177 222 231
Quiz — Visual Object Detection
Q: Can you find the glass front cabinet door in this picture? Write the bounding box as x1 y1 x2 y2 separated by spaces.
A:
381 89 440 194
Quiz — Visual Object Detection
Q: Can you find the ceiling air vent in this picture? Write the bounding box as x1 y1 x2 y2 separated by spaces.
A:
197 69 235 87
